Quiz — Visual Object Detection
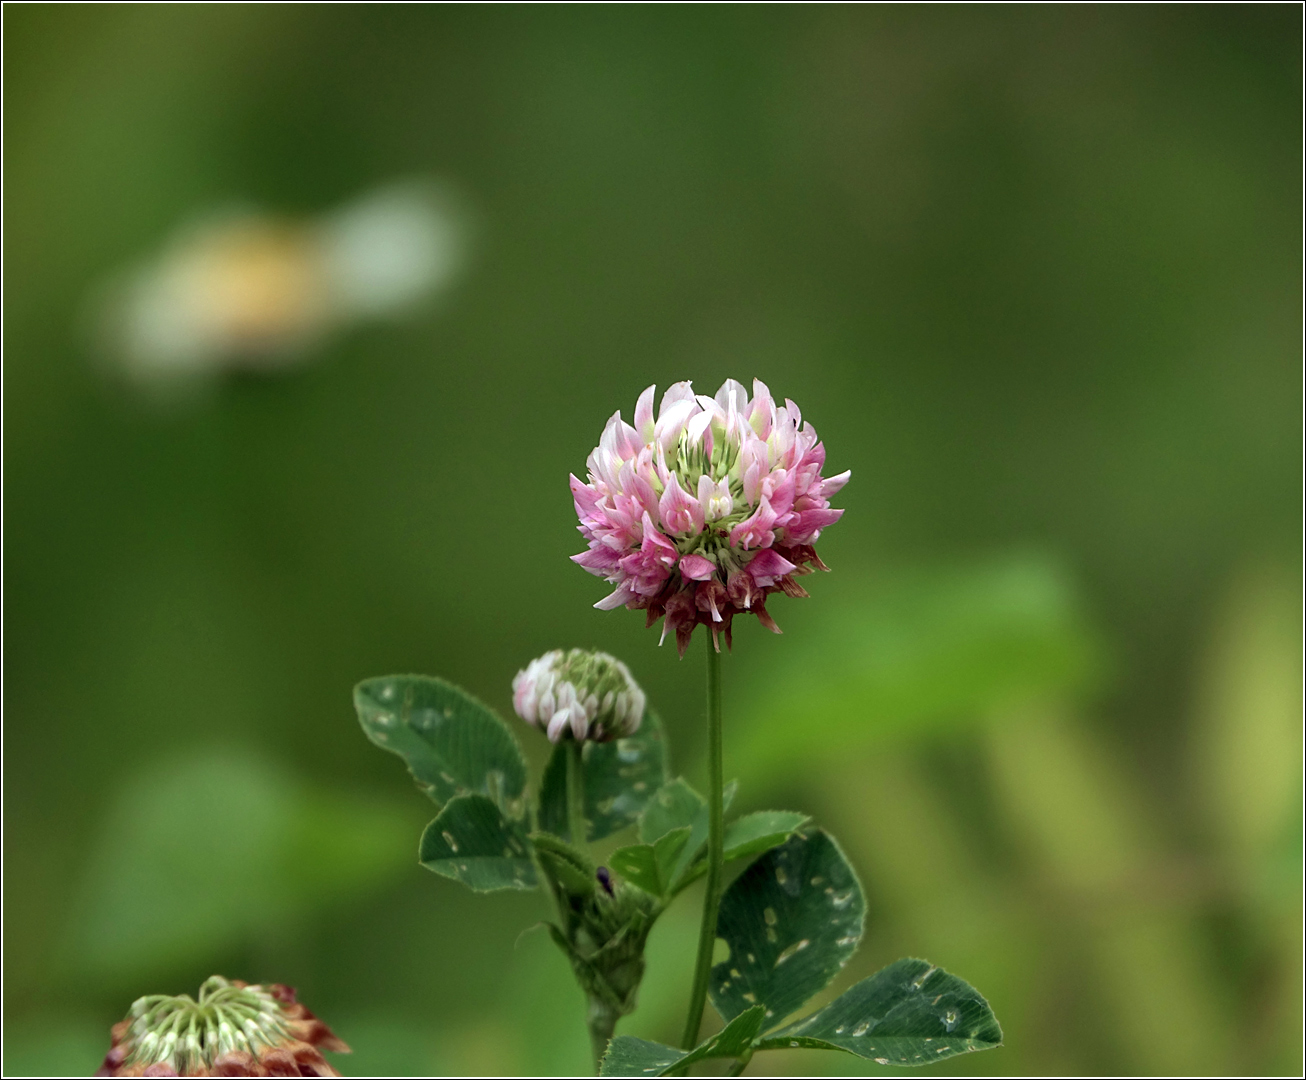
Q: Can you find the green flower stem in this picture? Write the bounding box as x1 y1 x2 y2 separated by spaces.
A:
680 637 724 1049
567 739 586 846
726 1052 752 1077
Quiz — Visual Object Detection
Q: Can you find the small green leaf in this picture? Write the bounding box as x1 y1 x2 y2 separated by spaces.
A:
710 830 865 1024
538 710 669 841
696 1003 768 1059
723 811 811 862
638 778 738 894
608 844 660 896
598 1037 681 1078
531 831 597 897
356 675 528 813
609 826 692 898
639 778 705 844
653 826 693 891
647 807 807 897
758 958 1003 1065
418 794 536 892
599 1005 768 1077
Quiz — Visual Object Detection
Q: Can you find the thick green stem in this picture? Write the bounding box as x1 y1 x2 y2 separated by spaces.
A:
587 997 619 1074
567 739 586 847
680 637 724 1049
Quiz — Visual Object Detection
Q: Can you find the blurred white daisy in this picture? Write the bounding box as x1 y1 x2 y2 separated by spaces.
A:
93 179 470 394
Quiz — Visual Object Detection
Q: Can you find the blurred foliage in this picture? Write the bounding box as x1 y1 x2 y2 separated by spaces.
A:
2 4 1299 1077
729 554 1102 784
66 749 415 990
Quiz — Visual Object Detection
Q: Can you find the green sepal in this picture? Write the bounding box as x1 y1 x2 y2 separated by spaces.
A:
599 1005 768 1077
547 923 626 1013
530 831 598 897
355 675 528 814
546 888 659 1020
710 830 865 1024
537 710 669 842
417 794 536 891
609 826 692 898
758 958 1003 1065
540 919 621 1013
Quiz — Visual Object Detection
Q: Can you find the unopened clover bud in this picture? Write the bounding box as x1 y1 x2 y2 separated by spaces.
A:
96 976 349 1077
512 648 645 743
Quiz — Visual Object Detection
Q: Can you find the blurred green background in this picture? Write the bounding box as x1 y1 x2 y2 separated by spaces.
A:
3 5 1300 1076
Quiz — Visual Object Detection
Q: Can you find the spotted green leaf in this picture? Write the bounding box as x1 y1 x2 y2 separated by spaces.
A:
418 794 536 892
599 1005 767 1077
355 675 528 815
537 709 668 842
609 826 692 898
710 830 865 1024
758 958 1003 1065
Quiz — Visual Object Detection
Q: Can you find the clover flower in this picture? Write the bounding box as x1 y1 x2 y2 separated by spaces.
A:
513 649 645 743
570 379 849 655
96 976 349 1077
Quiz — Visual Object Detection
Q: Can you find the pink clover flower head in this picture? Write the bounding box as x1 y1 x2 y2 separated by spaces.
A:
570 379 849 655
512 648 646 743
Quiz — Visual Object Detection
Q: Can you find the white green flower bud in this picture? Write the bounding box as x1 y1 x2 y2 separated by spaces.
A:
512 648 646 743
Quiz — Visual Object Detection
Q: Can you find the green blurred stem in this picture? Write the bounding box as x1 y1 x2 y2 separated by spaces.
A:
567 739 586 846
587 997 618 1073
681 638 724 1049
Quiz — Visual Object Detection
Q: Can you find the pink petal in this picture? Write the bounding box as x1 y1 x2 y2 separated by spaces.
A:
697 474 733 520
679 553 716 580
634 385 656 442
655 398 697 454
762 469 796 519
729 495 778 550
594 584 637 610
686 409 714 454
783 507 844 544
547 711 571 742
659 381 696 412
784 398 802 430
715 378 748 413
818 469 851 497
641 512 678 555
572 547 621 573
745 548 798 586
658 474 705 535
747 388 774 438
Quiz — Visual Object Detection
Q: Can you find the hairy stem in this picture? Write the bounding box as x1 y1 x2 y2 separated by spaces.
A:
680 637 724 1049
567 738 586 847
